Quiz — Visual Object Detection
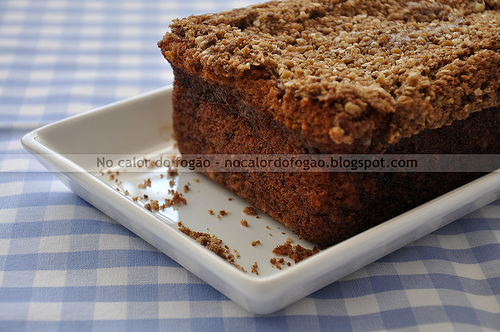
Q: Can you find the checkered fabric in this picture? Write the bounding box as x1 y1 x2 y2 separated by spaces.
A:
1 0 499 330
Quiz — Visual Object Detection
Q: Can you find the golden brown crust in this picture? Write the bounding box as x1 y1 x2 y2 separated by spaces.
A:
159 0 500 152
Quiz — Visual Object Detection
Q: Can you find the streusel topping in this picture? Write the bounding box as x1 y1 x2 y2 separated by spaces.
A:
160 0 500 149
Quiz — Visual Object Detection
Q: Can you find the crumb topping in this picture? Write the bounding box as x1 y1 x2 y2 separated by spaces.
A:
160 0 500 151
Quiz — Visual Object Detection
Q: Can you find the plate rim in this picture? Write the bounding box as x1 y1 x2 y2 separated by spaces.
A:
21 85 500 314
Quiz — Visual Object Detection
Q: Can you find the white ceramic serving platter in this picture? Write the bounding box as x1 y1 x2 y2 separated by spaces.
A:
22 86 500 314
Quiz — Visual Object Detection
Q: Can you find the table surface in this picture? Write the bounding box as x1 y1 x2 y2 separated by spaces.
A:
1 0 499 330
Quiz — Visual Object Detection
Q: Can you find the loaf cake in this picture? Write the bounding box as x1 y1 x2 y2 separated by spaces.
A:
159 0 500 247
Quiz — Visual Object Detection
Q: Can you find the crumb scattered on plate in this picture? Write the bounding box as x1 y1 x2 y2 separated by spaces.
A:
178 221 246 272
251 262 259 275
217 210 229 218
243 206 257 215
272 239 320 263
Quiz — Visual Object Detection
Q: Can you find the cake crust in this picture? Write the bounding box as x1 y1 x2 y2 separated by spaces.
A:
160 0 500 153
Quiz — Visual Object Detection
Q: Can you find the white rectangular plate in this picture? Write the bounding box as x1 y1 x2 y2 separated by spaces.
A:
22 86 500 314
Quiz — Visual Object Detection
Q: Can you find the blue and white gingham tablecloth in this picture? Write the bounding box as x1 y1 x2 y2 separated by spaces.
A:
1 0 499 330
